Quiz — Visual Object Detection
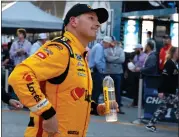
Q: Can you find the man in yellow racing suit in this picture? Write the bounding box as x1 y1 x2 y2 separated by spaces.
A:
8 3 112 137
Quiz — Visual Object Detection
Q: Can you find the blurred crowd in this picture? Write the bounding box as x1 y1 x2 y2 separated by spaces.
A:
1 29 48 69
1 29 178 119
87 31 178 116
1 29 48 104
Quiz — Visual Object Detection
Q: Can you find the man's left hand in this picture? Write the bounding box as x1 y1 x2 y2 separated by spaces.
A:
97 101 119 116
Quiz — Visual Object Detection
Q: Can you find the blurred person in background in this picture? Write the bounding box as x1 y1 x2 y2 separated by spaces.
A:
140 41 158 75
1 87 23 109
89 36 112 104
104 36 125 114
2 43 10 67
146 31 156 52
133 44 147 72
127 44 147 107
159 35 172 71
30 33 48 55
9 29 31 66
146 46 179 132
1 53 23 109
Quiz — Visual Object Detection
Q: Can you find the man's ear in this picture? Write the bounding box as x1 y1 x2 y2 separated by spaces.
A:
69 17 78 28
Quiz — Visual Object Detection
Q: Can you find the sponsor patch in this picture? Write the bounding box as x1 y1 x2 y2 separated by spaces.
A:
23 73 32 82
77 68 85 72
75 53 83 61
56 45 63 50
78 72 86 77
61 37 68 42
71 87 85 101
36 52 47 59
27 82 41 102
68 131 79 135
77 62 84 67
29 99 49 112
52 44 63 50
48 44 63 50
43 48 53 55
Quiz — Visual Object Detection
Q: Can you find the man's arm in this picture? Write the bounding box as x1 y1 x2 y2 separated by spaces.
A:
141 54 157 74
94 45 105 73
112 48 125 64
104 49 119 62
8 42 69 120
2 51 10 66
22 41 32 57
104 48 125 64
2 59 9 66
1 87 11 104
9 42 18 59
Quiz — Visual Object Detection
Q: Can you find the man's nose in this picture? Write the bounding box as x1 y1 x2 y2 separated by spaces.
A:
96 21 100 28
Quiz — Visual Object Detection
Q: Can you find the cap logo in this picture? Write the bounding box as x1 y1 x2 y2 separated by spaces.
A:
87 5 92 9
61 37 68 42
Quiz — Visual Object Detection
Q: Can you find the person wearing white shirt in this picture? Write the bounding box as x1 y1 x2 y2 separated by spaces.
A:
30 33 48 55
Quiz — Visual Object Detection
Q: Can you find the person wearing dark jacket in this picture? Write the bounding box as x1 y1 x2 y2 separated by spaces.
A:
140 41 158 75
146 47 179 132
2 87 23 109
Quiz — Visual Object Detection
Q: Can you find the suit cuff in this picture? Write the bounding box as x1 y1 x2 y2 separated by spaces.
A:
29 98 56 120
41 107 56 120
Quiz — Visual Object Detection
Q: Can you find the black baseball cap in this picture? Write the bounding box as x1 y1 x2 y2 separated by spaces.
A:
64 3 109 26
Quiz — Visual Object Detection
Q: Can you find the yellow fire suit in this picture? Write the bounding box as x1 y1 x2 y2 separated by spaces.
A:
8 31 97 137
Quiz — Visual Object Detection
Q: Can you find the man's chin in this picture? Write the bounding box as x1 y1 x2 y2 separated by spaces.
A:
88 35 97 42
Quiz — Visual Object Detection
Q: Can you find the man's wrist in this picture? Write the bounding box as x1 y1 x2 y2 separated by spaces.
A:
41 107 56 120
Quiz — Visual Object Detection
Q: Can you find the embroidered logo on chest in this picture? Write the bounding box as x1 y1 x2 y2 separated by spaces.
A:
77 62 85 67
75 53 83 61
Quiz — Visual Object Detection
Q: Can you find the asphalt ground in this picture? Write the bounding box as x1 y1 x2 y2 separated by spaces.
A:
1 97 178 137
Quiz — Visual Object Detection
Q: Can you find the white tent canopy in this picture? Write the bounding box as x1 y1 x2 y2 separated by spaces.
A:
2 2 63 34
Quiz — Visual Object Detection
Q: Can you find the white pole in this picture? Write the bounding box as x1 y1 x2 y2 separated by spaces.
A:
5 69 9 93
132 73 143 124
137 74 143 119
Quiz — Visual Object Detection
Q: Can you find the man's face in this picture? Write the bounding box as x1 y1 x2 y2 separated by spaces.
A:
135 48 141 55
18 33 24 39
163 38 171 45
111 41 117 47
70 12 100 41
144 45 150 53
147 34 150 38
42 39 47 45
103 41 111 48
